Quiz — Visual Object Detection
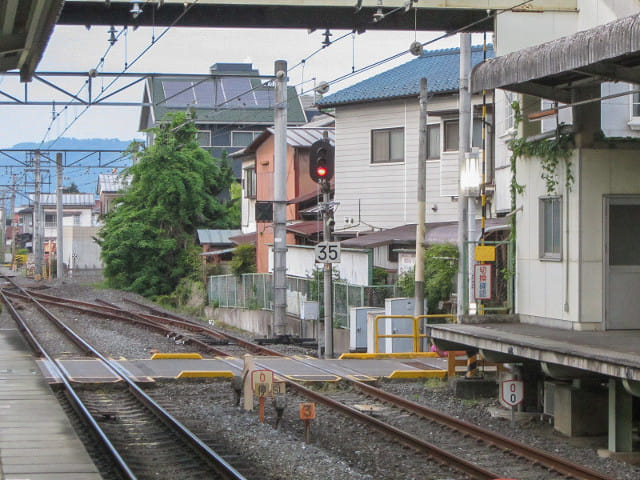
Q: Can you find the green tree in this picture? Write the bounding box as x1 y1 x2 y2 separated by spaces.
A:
97 112 235 297
397 243 458 313
230 243 256 276
62 182 80 193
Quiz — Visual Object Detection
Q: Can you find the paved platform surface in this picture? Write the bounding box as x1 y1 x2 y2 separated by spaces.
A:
0 329 102 480
428 322 640 381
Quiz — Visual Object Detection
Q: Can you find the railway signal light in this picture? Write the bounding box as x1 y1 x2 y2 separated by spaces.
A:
309 139 334 185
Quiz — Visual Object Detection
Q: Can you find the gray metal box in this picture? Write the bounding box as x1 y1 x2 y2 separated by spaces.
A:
349 307 380 352
383 297 426 353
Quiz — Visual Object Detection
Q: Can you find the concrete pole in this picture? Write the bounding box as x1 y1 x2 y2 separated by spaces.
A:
34 151 43 278
456 33 472 318
56 153 64 279
9 174 15 267
415 78 428 319
273 60 288 337
323 189 333 359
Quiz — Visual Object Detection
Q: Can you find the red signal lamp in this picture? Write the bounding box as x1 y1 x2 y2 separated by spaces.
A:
316 165 328 178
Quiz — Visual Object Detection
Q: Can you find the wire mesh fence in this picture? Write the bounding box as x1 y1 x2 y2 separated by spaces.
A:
208 273 398 328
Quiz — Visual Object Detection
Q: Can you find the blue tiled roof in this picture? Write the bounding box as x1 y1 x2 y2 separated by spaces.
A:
316 45 493 107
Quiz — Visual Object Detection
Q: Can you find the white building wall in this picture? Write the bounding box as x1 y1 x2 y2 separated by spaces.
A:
515 150 579 328
240 158 256 234
493 2 640 214
269 245 370 286
334 94 487 231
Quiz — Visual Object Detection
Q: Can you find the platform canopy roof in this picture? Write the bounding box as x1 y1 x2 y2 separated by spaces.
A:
471 12 640 104
0 0 63 81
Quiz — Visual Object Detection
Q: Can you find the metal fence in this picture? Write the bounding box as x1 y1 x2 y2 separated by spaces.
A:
207 273 397 328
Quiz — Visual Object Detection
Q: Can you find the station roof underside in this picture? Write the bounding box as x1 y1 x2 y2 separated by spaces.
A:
471 12 640 103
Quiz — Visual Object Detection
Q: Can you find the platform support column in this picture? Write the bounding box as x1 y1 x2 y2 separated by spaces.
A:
609 378 633 452
465 349 478 378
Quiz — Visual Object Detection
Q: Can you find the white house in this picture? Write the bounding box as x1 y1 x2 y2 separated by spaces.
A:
315 45 502 280
18 193 101 271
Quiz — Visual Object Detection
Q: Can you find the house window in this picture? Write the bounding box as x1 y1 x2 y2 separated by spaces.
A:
443 120 459 151
244 166 257 198
539 196 562 260
73 213 81 225
504 90 516 132
371 127 404 163
44 213 56 229
196 130 211 147
232 131 260 147
633 91 640 117
427 124 440 159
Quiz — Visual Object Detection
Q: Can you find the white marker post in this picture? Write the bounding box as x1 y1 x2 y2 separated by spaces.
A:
501 379 524 428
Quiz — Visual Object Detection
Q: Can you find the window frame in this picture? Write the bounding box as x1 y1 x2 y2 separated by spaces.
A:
443 119 459 152
244 166 257 199
539 196 562 261
196 130 212 147
426 123 440 160
231 130 260 147
370 127 404 164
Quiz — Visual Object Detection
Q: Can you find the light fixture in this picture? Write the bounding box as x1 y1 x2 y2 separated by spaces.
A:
107 25 117 46
373 0 384 22
322 29 332 47
461 149 481 196
130 0 142 19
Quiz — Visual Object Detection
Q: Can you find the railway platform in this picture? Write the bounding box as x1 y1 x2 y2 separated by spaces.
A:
0 329 103 480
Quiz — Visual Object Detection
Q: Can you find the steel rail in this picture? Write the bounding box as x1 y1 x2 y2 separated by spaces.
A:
349 379 614 480
3 279 247 480
0 289 138 480
121 297 288 357
24 288 282 356
17 290 233 356
284 379 498 480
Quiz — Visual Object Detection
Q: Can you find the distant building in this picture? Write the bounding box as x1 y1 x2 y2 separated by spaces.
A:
96 173 129 216
138 63 308 180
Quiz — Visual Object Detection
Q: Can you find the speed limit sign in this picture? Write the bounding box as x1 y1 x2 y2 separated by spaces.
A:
501 380 524 407
314 242 341 263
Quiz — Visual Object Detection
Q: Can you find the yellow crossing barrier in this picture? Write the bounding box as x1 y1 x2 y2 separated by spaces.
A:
373 314 455 353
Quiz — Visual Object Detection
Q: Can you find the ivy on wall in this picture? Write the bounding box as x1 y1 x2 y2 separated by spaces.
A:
507 100 575 196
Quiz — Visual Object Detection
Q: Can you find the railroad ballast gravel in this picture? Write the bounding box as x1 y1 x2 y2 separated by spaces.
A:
1 273 639 480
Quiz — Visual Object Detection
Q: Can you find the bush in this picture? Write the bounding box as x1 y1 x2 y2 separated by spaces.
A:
230 244 256 276
397 243 458 313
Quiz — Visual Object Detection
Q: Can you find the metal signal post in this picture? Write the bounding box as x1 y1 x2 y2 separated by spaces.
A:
310 137 335 358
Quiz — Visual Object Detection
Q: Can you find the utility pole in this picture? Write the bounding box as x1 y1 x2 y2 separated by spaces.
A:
9 174 16 267
322 189 333 358
56 153 64 279
272 60 288 337
457 33 472 318
34 151 43 278
415 78 428 319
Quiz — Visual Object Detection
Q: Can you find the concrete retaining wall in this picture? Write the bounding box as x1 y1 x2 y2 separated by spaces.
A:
206 306 349 354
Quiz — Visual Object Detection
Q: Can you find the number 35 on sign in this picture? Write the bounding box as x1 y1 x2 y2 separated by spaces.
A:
315 242 341 263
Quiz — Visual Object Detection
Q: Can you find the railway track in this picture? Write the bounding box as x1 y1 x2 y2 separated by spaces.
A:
281 379 614 480
0 278 251 480
0 277 618 480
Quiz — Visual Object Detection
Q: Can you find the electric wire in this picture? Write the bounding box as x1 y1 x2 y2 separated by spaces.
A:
43 1 200 150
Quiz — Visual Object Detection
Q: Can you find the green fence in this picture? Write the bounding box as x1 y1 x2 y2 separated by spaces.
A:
208 273 397 328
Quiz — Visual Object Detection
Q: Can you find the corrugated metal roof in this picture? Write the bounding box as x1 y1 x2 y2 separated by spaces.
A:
270 127 335 148
340 219 508 248
97 174 129 194
29 193 95 207
317 45 493 107
197 229 242 245
471 13 640 102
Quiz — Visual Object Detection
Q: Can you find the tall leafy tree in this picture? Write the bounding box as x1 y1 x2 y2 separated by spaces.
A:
98 113 235 297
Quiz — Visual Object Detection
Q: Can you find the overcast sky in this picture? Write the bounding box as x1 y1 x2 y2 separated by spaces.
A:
0 24 478 148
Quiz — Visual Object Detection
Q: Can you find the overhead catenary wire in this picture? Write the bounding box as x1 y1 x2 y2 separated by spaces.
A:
43 1 201 150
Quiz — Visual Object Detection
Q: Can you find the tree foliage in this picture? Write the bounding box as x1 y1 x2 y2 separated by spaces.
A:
230 243 256 276
98 113 236 297
397 243 458 313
